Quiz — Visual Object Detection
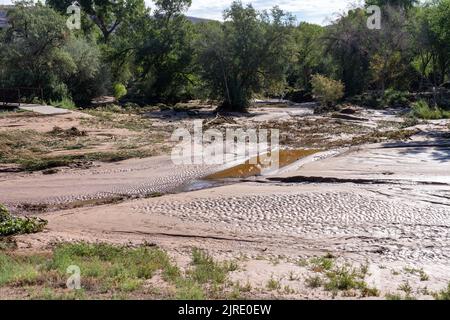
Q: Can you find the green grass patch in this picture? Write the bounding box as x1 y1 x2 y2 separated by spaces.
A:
189 248 234 285
0 243 240 300
410 100 450 120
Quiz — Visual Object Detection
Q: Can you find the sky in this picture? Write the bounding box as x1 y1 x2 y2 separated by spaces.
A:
0 0 358 25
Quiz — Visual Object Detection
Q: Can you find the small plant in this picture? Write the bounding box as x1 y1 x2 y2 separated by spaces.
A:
311 74 345 109
113 83 127 101
433 282 450 300
385 293 402 300
190 248 230 285
403 267 429 281
305 275 322 288
361 286 380 297
297 258 309 267
324 265 365 292
410 100 450 119
398 281 413 296
310 255 334 272
283 285 295 295
266 276 281 291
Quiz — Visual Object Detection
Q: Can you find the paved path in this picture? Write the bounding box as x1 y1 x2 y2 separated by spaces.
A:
18 104 71 115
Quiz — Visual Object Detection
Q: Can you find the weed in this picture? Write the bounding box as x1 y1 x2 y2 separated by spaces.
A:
305 275 322 288
411 100 450 119
190 249 230 285
266 277 281 291
310 255 334 272
398 281 413 296
433 282 450 300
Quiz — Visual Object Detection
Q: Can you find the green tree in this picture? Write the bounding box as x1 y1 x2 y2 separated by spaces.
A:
0 2 107 104
131 0 195 103
197 1 294 111
426 0 450 86
0 1 71 100
288 22 325 92
324 8 372 96
365 0 418 9
46 0 147 43
368 6 412 93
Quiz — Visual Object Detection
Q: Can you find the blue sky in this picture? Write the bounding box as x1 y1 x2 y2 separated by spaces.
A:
0 0 358 25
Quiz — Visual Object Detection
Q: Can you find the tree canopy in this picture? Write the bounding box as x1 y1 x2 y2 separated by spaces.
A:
0 0 449 111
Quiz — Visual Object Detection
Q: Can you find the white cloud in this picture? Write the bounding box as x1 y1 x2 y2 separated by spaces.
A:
0 0 358 25
146 0 357 25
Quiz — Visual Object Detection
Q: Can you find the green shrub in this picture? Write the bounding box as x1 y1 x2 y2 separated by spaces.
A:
433 282 450 300
0 204 10 221
49 97 77 110
0 204 47 236
383 89 410 108
411 100 450 119
189 248 231 285
311 74 345 108
113 83 127 101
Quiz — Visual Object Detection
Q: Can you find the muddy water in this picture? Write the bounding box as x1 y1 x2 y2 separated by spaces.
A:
206 149 319 180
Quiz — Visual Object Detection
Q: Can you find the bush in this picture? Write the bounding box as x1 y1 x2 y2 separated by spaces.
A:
311 74 345 109
383 89 410 108
0 204 10 221
285 89 314 103
434 282 450 300
0 204 47 236
411 100 450 119
50 97 77 110
114 83 128 101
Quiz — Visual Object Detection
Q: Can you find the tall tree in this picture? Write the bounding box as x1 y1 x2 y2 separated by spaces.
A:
324 8 372 96
288 22 325 92
0 1 107 104
197 1 294 111
427 0 450 86
368 5 412 93
132 0 195 102
46 0 147 43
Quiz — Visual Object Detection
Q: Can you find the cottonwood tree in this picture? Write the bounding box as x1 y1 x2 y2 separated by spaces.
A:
288 22 325 92
368 6 412 93
131 0 195 102
46 0 147 43
197 2 294 112
0 1 107 103
324 8 372 96
426 0 450 86
0 1 69 98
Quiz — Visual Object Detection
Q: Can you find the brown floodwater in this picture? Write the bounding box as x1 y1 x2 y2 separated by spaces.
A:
206 149 319 180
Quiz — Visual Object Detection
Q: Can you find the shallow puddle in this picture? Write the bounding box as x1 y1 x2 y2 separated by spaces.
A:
206 149 319 180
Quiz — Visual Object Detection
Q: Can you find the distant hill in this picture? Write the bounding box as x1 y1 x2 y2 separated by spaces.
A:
186 16 216 24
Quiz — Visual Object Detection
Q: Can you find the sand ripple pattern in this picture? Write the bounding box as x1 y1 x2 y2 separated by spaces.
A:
138 192 450 262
